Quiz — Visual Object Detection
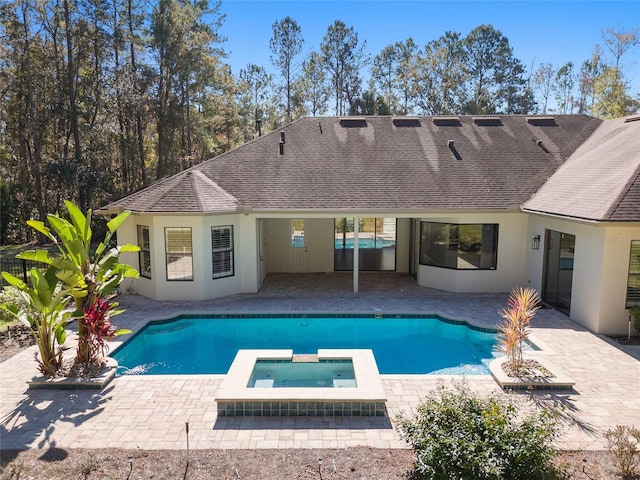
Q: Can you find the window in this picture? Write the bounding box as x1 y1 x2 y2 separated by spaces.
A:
420 222 498 270
165 227 193 281
626 240 640 308
291 219 305 248
137 225 151 278
212 226 234 279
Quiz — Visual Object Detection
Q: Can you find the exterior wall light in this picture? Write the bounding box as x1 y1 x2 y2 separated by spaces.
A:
532 235 541 250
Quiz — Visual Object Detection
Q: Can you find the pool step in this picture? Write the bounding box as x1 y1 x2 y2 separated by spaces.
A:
292 354 318 363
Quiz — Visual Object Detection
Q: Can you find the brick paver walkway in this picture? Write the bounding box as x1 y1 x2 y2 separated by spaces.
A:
2 273 639 451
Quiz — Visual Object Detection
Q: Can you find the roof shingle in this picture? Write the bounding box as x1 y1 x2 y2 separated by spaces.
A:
523 115 640 222
104 115 608 216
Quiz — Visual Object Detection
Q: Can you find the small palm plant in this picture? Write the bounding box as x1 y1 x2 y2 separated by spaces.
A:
497 287 541 372
1 267 72 376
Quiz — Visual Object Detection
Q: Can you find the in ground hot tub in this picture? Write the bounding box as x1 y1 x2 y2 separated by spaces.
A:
249 356 356 388
215 350 386 416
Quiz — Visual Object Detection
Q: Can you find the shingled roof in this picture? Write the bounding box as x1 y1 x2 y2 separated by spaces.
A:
523 115 640 222
103 115 603 215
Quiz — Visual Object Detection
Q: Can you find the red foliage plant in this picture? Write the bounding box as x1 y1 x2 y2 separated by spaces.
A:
81 297 118 362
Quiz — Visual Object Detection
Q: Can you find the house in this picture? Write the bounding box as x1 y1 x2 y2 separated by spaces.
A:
101 114 640 335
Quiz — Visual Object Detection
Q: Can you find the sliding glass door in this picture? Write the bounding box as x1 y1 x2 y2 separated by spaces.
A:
334 218 396 271
542 230 575 315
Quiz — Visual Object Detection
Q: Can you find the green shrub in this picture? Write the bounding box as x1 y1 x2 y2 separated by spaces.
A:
397 381 561 480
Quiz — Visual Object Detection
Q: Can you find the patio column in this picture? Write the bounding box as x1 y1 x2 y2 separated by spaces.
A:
353 216 359 293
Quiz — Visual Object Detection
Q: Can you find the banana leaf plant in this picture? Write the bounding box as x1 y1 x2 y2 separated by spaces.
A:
1 267 72 376
16 200 139 364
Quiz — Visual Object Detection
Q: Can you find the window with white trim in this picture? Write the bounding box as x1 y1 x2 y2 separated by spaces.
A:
212 226 234 279
626 240 640 308
137 225 151 278
165 227 193 281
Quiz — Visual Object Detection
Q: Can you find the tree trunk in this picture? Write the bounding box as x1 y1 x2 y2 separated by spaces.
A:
63 0 85 209
20 1 46 224
127 0 146 187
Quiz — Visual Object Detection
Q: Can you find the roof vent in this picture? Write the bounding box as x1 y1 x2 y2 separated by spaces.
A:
339 118 367 128
526 116 558 126
624 116 640 123
279 140 284 155
532 137 549 153
433 117 461 127
473 117 503 126
393 118 421 127
280 131 285 143
448 140 462 160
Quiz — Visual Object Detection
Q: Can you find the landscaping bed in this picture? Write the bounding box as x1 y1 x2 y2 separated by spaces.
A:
0 447 622 479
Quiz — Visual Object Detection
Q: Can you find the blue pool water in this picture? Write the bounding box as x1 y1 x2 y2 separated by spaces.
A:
112 315 499 376
249 360 356 388
334 238 395 249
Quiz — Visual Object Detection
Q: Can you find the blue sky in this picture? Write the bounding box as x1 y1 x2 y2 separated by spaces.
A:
218 0 640 96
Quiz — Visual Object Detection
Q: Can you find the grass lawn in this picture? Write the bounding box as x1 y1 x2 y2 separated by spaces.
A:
0 243 57 258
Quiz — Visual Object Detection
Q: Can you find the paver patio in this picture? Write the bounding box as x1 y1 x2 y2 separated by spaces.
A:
2 273 639 451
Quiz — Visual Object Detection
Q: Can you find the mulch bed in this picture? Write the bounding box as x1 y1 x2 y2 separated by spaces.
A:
0 447 625 479
0 323 35 363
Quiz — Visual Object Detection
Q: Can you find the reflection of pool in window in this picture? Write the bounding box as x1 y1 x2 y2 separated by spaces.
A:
559 257 574 270
292 235 305 248
334 238 396 249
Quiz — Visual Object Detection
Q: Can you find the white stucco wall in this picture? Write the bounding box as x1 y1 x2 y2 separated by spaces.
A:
599 225 640 334
114 216 146 296
395 218 410 274
416 213 528 293
265 218 290 273
116 213 258 301
524 215 640 335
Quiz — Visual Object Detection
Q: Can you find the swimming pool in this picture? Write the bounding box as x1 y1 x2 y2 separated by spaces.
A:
113 314 499 376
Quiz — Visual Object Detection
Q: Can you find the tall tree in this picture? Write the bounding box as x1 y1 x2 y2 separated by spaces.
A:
62 0 85 207
349 89 391 115
395 38 418 115
371 38 418 115
269 16 303 122
237 63 273 139
293 51 330 116
577 46 604 114
553 62 576 114
8 0 52 221
150 0 227 178
602 26 639 69
413 31 467 114
126 0 148 189
462 24 533 114
320 20 368 115
590 67 640 118
533 63 556 114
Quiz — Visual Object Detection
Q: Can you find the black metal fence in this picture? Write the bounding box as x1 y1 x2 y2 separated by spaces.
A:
0 258 49 286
